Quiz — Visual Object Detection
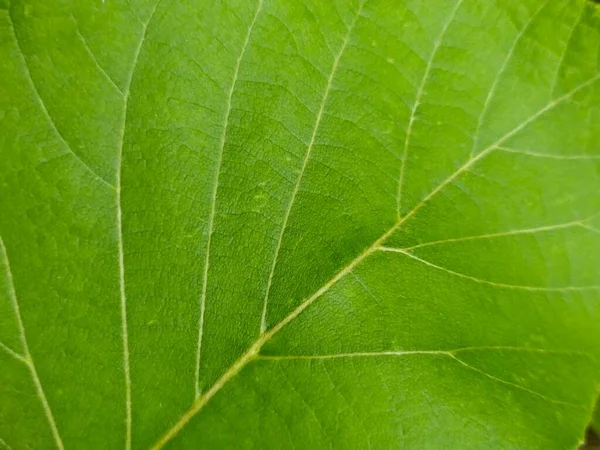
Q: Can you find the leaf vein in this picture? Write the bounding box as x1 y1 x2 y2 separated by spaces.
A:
549 2 586 98
580 223 600 235
496 145 600 160
259 351 583 408
115 1 163 447
71 14 124 95
260 1 365 333
396 0 464 216
6 9 113 189
0 340 26 363
195 0 265 398
257 350 451 360
402 216 597 250
448 354 582 408
151 58 600 450
378 247 600 291
470 0 550 157
258 346 592 359
0 237 64 450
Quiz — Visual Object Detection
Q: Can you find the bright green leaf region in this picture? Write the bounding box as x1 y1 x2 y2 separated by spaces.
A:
1 0 600 448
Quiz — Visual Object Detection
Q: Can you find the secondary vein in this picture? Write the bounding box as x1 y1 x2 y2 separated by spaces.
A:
6 9 113 189
0 340 27 363
379 247 600 291
0 237 64 450
259 0 364 334
470 0 550 158
402 218 589 250
396 0 464 217
116 2 163 448
195 0 264 399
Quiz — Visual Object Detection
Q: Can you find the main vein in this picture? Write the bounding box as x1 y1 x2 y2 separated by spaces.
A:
0 237 64 450
151 70 600 449
260 1 364 334
116 2 163 449
195 0 264 399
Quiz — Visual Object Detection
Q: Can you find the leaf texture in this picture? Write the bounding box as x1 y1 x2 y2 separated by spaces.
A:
1 0 600 448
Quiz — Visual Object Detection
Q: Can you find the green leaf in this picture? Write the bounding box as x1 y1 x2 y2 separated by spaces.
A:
1 0 600 448
593 399 600 433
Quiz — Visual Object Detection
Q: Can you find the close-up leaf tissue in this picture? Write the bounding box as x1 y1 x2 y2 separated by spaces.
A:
1 0 600 448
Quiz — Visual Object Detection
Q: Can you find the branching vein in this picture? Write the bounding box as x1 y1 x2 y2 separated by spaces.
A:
151 51 600 450
260 1 364 334
448 354 581 408
378 247 599 291
258 350 582 407
71 14 124 95
6 10 113 189
581 223 600 235
116 1 163 448
0 237 64 450
496 145 600 160
470 0 549 157
195 0 264 398
259 345 591 359
0 340 26 363
396 0 464 216
402 217 594 250
257 350 451 360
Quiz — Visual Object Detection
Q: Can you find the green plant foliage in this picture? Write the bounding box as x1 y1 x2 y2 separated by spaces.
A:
1 0 600 448
593 401 600 434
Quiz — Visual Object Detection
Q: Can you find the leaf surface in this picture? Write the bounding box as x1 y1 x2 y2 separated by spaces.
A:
1 0 600 448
